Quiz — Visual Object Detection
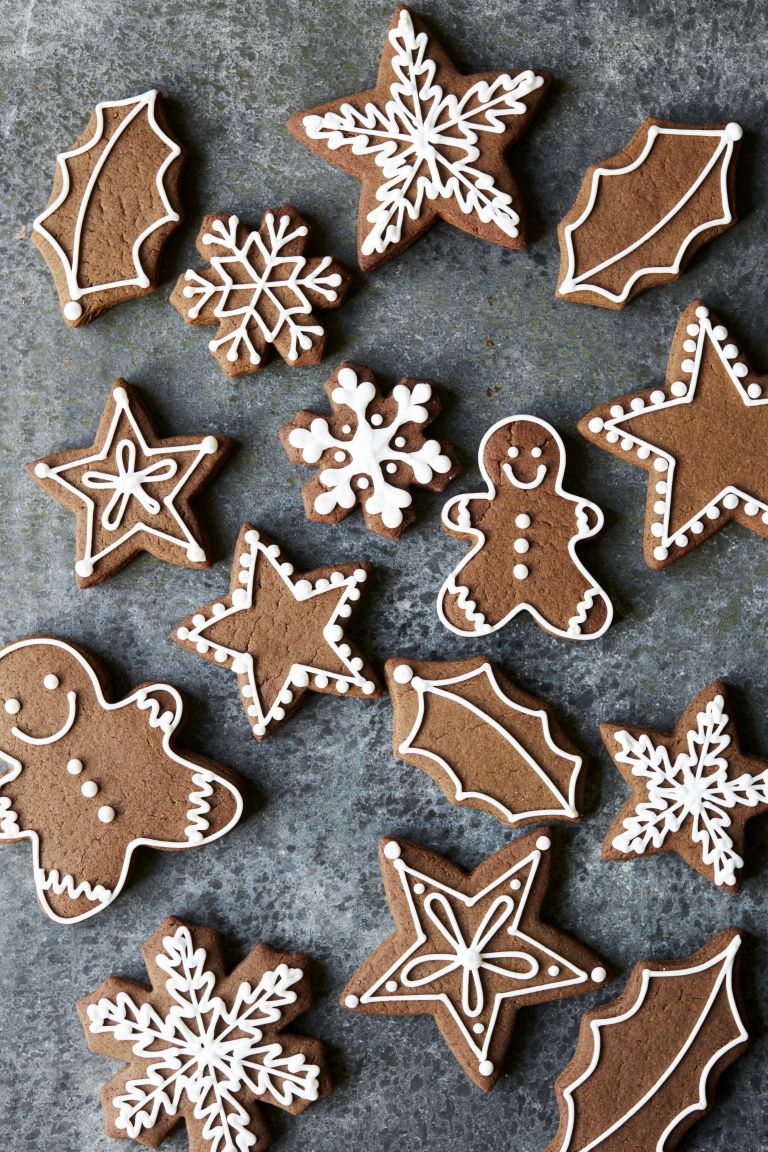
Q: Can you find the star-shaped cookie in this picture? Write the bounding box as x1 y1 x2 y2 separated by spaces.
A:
28 380 230 587
579 301 768 568
287 6 550 270
342 831 608 1089
173 526 380 739
602 682 768 891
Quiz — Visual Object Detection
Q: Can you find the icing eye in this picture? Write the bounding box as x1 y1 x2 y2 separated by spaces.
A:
507 446 519 459
531 447 543 458
4 698 20 715
43 674 60 690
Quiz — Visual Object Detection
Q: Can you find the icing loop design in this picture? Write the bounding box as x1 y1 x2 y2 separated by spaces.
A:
82 438 178 530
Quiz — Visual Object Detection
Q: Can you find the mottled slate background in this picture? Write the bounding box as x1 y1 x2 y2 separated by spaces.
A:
1 0 767 1148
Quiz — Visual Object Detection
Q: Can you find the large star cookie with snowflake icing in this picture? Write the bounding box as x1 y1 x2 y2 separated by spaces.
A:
601 681 768 891
173 526 380 739
280 361 460 538
579 301 768 568
170 207 351 376
342 831 608 1089
28 381 230 587
288 7 550 270
79 917 331 1151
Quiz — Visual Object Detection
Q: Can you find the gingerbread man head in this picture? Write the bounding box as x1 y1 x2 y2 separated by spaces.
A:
480 416 564 493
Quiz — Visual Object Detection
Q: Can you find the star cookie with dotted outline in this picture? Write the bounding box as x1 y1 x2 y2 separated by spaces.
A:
173 526 381 740
28 381 230 588
342 831 609 1089
579 301 768 568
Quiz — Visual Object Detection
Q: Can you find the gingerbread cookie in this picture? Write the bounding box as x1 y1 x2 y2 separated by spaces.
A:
170 208 351 376
557 120 742 308
342 831 608 1089
386 657 584 826
33 90 183 326
28 380 230 588
437 416 612 640
601 681 768 892
173 526 380 739
0 637 242 923
287 7 549 270
79 916 330 1151
580 301 768 568
544 929 749 1152
280 361 460 538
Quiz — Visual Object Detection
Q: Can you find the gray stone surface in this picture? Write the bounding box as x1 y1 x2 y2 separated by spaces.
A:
1 0 766 1148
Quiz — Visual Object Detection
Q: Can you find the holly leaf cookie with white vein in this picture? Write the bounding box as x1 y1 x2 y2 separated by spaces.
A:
79 916 331 1151
28 380 230 588
543 929 749 1152
601 681 768 892
33 89 183 326
173 526 380 740
279 361 461 538
342 832 609 1090
580 301 768 568
437 416 612 640
0 637 242 924
386 657 585 826
287 7 550 270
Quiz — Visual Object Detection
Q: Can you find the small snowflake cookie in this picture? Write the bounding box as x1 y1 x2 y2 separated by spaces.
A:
601 681 768 891
342 831 609 1089
287 7 550 270
280 361 461 538
79 916 331 1151
27 380 231 587
170 207 351 376
0 637 242 923
580 301 768 568
33 90 184 326
436 415 612 640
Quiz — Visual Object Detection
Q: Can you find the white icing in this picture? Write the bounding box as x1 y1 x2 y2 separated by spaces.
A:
43 674 59 690
82 438 178 530
97 805 115 823
12 691 77 746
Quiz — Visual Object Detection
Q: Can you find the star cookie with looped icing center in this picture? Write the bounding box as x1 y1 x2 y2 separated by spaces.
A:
287 7 550 270
601 681 768 891
28 380 230 588
173 526 381 739
342 831 608 1089
579 301 768 568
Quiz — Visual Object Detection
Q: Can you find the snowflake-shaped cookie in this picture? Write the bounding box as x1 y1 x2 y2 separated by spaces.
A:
280 362 460 537
79 917 330 1151
170 207 351 376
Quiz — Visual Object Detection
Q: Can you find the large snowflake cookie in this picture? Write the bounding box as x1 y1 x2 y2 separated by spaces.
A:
28 380 230 588
557 119 741 309
280 361 460 538
170 207 351 376
580 301 768 568
601 681 768 891
342 831 608 1089
0 637 242 923
33 90 183 326
437 416 612 640
173 526 380 740
386 656 585 826
79 916 330 1152
287 7 549 270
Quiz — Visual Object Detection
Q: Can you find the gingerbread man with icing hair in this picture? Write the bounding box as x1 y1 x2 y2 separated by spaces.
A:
437 416 612 640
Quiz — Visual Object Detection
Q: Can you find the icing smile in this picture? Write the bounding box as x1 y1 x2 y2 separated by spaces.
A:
503 461 547 489
12 691 78 746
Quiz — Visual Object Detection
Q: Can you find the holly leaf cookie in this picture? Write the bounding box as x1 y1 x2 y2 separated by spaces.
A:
580 301 768 568
601 681 768 892
170 208 351 376
79 916 331 1151
28 380 230 588
287 7 550 270
0 637 242 923
173 526 380 739
386 657 584 826
342 831 609 1089
280 361 461 538
557 120 742 309
544 929 749 1152
437 416 612 640
32 89 183 326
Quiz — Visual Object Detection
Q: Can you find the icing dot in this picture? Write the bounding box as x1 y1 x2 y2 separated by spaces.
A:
723 344 738 359
726 121 743 139
723 493 739 510
336 681 349 694
385 462 398 474
478 1060 494 1077
591 967 607 983
686 324 700 337
345 994 360 1009
513 539 529 554
605 431 619 444
75 559 94 578
675 535 688 548
370 414 384 426
609 405 624 418
413 882 425 895
651 523 663 537
548 965 560 977
695 305 709 319
267 544 280 558
354 568 367 582
393 664 413 684
712 325 728 341
653 458 668 473
314 673 329 689
650 390 665 405
507 446 519 459
653 501 666 514
337 367 357 387
670 381 687 397
513 564 529 580
211 602 226 616
385 980 398 992
202 435 218 454
244 529 259 545
620 438 633 451
253 723 266 737
630 398 645 411
762 512 768 525
747 383 762 399
4 698 20 715
637 445 651 460
34 462 51 478
531 447 542 459
187 543 206 563
357 477 370 489
334 450 346 462
81 780 98 798
63 300 83 320
536 835 551 851
326 624 344 642
97 806 115 824
67 759 83 775
706 505 720 520
214 649 227 663
394 436 406 447
683 340 696 353
330 571 346 586
656 482 668 494
472 1023 485 1035
293 579 312 599
691 520 705 533
362 680 377 695
681 359 696 373
341 424 351 434
383 841 401 860
653 545 669 561
510 879 522 891
745 502 759 517
515 514 531 528
734 363 749 378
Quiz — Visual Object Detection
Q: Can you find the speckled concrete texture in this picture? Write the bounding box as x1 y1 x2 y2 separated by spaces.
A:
1 1 767 1149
